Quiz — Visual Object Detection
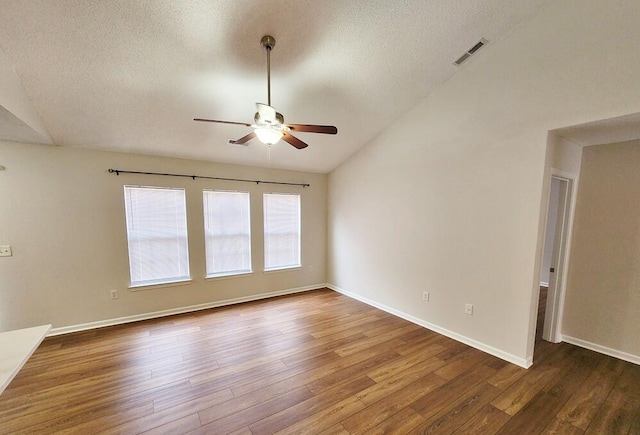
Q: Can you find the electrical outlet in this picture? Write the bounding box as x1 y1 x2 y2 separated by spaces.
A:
465 303 473 315
422 291 429 301
308 265 314 273
0 245 12 257
110 289 119 300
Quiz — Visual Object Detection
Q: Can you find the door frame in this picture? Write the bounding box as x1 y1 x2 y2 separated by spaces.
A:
540 168 578 343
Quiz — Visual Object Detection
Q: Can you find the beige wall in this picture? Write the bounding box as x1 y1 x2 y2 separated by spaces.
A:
328 0 640 366
0 141 327 332
562 140 640 357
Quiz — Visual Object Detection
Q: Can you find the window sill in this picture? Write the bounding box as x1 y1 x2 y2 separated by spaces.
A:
128 279 192 292
205 271 253 281
263 266 302 274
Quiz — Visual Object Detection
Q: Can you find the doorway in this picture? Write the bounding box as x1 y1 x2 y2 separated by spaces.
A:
537 174 573 344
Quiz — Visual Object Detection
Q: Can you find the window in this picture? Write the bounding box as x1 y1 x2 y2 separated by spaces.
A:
263 193 301 271
203 190 252 277
124 186 190 287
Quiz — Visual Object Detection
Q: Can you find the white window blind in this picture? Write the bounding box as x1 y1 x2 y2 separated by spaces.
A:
263 193 301 270
203 190 252 277
124 186 190 287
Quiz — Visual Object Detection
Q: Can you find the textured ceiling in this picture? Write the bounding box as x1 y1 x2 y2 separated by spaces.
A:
0 0 546 173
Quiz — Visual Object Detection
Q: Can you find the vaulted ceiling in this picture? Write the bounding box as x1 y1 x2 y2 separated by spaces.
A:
0 0 547 173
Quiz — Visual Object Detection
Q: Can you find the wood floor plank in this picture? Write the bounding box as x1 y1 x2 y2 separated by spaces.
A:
556 357 622 430
2 288 638 434
13 397 154 434
490 363 560 415
197 386 315 433
226 427 253 435
366 342 446 382
231 338 408 399
394 331 447 356
188 359 289 389
278 332 366 369
332 325 416 357
614 361 640 398
309 314 383 339
0 370 156 428
305 349 400 395
495 356 595 435
541 417 585 435
451 404 510 434
584 388 640 434
197 381 310 426
356 356 445 406
317 423 351 435
248 376 375 434
274 395 366 435
366 407 426 434
487 360 527 390
411 381 502 434
433 346 492 380
228 357 331 398
140 413 202 435
341 372 446 433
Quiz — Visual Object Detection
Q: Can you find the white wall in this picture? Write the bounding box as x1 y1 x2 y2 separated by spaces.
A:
328 0 640 366
0 141 327 332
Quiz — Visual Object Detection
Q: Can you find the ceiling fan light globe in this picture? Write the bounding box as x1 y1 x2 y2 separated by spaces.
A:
255 127 283 145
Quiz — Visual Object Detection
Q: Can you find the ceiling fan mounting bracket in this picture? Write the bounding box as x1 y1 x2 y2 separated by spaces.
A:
261 35 276 51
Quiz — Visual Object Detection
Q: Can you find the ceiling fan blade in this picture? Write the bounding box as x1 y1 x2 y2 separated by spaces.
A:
287 124 338 135
282 132 309 149
194 118 252 127
229 131 256 145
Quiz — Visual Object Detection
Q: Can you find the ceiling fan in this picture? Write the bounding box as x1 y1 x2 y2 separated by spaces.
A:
194 35 338 149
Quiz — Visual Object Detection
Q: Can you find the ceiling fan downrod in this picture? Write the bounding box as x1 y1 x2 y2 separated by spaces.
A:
261 35 276 106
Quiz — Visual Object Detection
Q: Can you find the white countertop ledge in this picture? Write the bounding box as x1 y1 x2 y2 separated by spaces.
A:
0 324 51 395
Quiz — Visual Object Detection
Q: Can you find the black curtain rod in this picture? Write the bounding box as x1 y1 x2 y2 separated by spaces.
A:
107 168 310 188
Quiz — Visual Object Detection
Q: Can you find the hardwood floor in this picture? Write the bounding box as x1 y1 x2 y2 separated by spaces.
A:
1 288 639 434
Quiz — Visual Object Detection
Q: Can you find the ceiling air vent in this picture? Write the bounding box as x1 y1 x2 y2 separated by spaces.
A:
454 38 488 66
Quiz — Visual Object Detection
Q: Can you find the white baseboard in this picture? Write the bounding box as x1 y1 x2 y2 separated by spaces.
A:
327 284 530 368
562 335 640 366
49 284 325 336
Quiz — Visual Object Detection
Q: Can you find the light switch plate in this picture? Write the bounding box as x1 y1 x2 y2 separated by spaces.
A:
465 303 473 315
0 245 12 257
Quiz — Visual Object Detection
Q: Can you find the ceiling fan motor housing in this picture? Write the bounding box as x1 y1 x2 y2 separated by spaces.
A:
254 111 284 126
254 103 284 126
